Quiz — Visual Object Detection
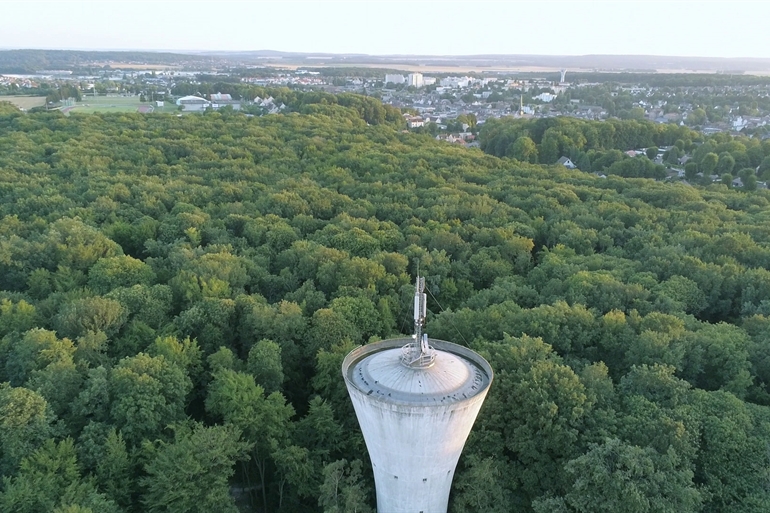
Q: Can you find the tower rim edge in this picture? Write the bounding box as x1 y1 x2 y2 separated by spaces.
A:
341 337 493 407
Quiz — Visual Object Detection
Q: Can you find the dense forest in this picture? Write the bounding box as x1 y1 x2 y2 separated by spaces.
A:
479 115 697 168
479 115 770 186
561 72 770 87
1 95 770 513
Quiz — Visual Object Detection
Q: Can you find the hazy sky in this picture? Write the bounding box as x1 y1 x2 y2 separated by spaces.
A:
1 0 768 58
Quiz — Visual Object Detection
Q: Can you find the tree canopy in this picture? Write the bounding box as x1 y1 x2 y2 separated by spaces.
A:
1 93 770 512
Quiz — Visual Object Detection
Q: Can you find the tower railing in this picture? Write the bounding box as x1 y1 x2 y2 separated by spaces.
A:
400 341 436 368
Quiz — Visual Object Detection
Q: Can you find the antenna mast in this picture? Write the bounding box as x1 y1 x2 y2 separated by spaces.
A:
414 275 427 349
401 272 435 368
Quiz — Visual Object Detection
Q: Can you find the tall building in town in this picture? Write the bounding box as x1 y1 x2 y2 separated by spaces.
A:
342 276 493 513
407 72 425 88
385 74 406 85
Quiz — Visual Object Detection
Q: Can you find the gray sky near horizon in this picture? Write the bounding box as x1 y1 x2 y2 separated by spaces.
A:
0 0 768 59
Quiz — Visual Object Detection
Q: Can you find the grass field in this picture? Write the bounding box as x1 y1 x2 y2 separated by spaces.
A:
0 95 46 110
156 102 183 114
65 96 187 115
1 94 183 115
65 95 144 114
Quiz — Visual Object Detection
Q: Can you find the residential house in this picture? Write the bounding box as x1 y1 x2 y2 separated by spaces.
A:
404 114 424 128
557 156 577 169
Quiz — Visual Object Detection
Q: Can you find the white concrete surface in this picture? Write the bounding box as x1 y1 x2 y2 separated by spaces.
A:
342 338 493 513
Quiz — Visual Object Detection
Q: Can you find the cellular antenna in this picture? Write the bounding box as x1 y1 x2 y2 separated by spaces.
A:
341 262 494 512
401 274 435 368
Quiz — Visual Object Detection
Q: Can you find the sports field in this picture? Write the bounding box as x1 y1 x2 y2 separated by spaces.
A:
0 95 46 110
65 95 146 114
1 94 183 115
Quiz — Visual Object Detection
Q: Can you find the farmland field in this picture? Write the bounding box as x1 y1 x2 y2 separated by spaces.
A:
0 95 46 110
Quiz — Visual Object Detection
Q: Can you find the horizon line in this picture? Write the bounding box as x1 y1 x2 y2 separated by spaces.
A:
0 48 768 62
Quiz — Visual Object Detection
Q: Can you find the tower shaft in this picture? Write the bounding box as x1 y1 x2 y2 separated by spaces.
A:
343 338 493 513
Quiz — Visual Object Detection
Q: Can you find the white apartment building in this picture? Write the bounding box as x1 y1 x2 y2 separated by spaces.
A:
385 74 406 85
534 92 557 102
440 76 472 88
407 73 424 88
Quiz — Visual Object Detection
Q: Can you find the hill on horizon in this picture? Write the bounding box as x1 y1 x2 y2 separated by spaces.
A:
2 48 770 74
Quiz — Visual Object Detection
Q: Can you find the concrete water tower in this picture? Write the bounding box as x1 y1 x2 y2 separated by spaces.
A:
342 276 493 513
